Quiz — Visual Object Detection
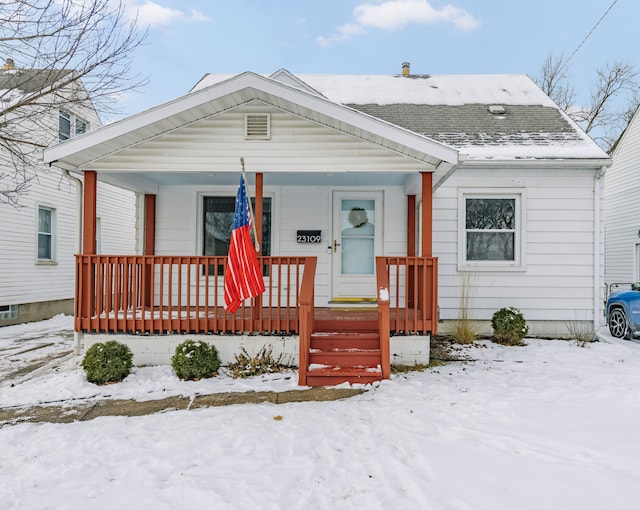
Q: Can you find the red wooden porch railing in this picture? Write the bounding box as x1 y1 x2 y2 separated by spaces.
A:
75 255 316 335
378 256 439 335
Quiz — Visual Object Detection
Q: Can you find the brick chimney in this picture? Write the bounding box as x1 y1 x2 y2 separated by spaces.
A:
402 62 410 76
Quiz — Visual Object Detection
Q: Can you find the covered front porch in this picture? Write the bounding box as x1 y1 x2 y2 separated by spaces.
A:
75 171 439 386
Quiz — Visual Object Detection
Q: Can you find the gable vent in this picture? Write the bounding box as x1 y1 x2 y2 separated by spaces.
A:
244 113 270 139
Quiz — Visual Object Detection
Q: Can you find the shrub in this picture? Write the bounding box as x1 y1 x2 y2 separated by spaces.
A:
82 341 133 385
227 345 291 379
491 307 529 346
171 340 221 381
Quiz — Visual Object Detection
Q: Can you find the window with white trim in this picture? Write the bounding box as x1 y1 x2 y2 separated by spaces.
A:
0 304 18 321
459 191 523 268
59 110 88 141
202 195 272 273
37 206 55 261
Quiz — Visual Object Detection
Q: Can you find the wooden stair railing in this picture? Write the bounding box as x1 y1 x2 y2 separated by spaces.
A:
376 256 391 379
297 257 317 386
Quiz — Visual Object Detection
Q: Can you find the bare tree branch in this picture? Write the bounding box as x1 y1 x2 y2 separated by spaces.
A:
534 53 640 151
0 0 147 205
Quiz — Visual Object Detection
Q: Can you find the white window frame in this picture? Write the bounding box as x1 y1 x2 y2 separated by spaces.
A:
457 189 526 271
59 109 89 141
197 191 276 277
36 205 57 264
0 304 18 321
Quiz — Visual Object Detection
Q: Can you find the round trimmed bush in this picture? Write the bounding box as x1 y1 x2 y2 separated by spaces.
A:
82 341 133 385
491 307 529 346
171 340 221 381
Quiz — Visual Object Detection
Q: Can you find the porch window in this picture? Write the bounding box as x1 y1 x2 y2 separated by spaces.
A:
202 196 271 272
37 206 55 261
459 192 524 269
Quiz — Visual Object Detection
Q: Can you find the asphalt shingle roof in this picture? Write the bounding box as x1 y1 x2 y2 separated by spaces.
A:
347 103 584 148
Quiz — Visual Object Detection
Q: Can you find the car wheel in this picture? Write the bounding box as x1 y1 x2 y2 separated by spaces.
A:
608 308 632 339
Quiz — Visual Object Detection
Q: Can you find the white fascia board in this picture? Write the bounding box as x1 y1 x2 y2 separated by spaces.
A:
45 71 459 169
460 158 612 170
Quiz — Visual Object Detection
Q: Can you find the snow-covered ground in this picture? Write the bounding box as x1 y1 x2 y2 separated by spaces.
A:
1 315 639 509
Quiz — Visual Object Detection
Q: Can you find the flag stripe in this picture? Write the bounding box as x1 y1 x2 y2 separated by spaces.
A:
224 175 265 313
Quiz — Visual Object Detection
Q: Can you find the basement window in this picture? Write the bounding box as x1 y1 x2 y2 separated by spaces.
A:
244 113 270 139
0 304 18 321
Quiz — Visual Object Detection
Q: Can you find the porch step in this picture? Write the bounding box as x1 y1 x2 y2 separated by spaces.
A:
310 331 380 351
309 348 381 367
304 330 383 387
306 366 383 387
314 318 378 332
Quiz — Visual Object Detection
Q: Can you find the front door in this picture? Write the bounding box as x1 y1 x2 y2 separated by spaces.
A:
331 191 383 301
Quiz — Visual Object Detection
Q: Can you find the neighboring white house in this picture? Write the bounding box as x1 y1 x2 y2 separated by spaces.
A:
42 65 610 385
604 105 640 293
0 58 136 326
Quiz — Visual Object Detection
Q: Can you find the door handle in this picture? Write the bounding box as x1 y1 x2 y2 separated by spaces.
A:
333 239 340 253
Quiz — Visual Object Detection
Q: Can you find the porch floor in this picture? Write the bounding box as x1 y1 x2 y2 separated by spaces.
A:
80 306 423 335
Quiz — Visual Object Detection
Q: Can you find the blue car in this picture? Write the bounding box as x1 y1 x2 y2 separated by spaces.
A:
606 283 640 339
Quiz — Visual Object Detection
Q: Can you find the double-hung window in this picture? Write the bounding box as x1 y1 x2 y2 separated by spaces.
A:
37 206 55 261
59 110 88 141
202 195 272 273
459 190 524 269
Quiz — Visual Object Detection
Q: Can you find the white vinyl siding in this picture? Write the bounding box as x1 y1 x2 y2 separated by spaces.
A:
604 109 640 283
436 167 597 325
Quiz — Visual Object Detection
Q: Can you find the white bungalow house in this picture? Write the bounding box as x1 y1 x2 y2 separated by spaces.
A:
604 105 640 293
0 58 136 326
43 65 610 386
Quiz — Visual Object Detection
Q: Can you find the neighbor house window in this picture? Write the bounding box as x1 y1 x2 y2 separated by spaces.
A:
59 110 88 141
0 304 18 321
202 196 272 272
459 191 524 269
37 206 55 261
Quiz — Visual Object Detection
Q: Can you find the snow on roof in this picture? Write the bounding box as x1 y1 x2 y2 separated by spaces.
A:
194 72 557 107
190 71 610 161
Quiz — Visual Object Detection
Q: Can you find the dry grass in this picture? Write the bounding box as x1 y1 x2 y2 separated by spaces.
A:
450 272 479 344
565 320 596 347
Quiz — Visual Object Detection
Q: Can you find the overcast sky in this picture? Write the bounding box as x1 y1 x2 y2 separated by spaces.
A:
113 0 636 120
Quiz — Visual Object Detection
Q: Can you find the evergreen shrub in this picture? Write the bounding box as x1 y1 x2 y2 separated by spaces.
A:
82 341 133 385
171 340 221 380
491 307 529 346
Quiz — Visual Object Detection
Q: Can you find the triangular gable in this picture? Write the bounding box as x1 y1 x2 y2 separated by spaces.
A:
44 71 459 174
268 69 326 98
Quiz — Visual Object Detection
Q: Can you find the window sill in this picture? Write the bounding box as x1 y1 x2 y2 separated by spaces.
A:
36 260 58 266
457 263 525 272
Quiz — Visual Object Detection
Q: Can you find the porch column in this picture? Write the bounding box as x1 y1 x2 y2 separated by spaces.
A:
144 194 156 255
254 173 263 248
421 172 433 257
143 194 156 307
407 194 417 306
82 170 97 254
79 170 97 328
253 173 263 317
407 194 416 256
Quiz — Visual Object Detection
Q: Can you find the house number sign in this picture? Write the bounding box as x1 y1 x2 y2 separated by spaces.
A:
296 230 322 243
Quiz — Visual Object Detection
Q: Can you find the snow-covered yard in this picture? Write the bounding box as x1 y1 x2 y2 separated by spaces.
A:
1 315 639 509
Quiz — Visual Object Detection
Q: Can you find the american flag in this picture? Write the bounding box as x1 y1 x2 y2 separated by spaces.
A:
224 174 265 313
